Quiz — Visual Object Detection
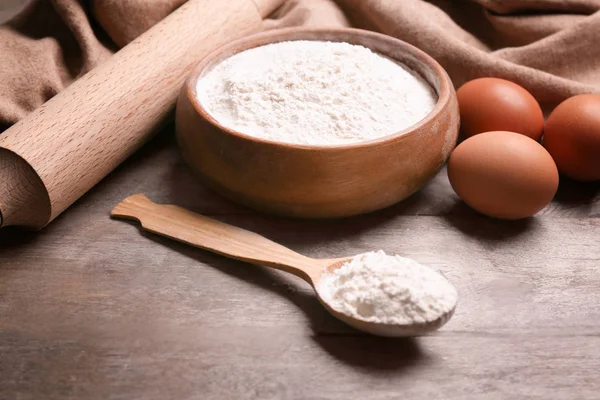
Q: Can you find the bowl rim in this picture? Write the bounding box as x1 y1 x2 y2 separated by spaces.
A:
184 27 453 151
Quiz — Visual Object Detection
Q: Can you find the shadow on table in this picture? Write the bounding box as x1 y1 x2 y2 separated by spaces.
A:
0 226 39 255
123 219 427 371
554 176 599 212
441 201 535 241
313 335 426 371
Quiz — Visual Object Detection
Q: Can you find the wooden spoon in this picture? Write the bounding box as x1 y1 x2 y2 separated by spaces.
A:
111 194 456 337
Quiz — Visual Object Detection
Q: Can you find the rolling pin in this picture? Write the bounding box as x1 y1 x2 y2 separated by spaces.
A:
0 0 284 229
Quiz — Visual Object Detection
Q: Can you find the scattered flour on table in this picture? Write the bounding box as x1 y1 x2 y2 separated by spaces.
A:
196 40 437 146
317 250 457 325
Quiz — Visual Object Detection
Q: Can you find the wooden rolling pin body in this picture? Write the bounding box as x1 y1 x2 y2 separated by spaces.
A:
0 0 282 229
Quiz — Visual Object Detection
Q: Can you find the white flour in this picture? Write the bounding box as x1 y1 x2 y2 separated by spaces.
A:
317 250 457 325
196 40 437 146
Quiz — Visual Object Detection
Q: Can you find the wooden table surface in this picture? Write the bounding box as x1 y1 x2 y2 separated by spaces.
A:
2 3 600 400
1 128 599 399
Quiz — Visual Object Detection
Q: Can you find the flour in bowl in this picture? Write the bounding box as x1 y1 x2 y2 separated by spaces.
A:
196 40 437 146
317 250 457 325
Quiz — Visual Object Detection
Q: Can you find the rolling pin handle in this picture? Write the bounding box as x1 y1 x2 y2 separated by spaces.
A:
0 148 51 229
0 0 268 229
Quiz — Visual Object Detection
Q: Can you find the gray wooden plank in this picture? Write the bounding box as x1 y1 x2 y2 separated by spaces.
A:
2 329 599 400
2 179 599 399
3 212 599 335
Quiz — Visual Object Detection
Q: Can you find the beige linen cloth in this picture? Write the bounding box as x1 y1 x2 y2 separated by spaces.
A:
1 0 599 132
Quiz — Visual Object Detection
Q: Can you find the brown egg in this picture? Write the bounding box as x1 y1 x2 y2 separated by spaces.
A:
448 131 559 219
457 78 544 140
543 94 600 182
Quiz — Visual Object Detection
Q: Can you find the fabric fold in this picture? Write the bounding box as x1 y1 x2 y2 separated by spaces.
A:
1 0 600 131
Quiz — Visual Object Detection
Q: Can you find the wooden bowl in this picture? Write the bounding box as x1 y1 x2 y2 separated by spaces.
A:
175 28 459 218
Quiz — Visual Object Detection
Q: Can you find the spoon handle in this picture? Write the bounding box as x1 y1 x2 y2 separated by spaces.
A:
111 194 321 282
